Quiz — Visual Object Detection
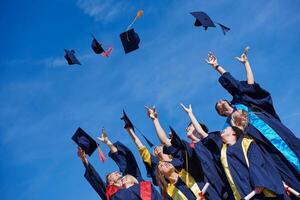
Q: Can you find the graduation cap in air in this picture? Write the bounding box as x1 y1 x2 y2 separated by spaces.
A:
121 109 154 147
120 29 140 54
72 127 97 156
190 11 230 35
91 35 113 57
119 10 143 54
64 49 81 65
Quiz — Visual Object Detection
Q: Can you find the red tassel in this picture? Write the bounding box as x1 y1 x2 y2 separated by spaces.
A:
96 143 106 162
102 47 113 57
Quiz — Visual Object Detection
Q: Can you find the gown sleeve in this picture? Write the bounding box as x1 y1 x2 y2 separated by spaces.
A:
138 146 159 185
219 72 281 121
84 162 107 200
109 141 143 182
201 131 223 157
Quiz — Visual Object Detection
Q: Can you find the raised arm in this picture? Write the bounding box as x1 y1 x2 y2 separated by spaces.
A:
146 106 171 147
235 47 254 84
97 128 118 153
180 103 208 139
206 52 227 75
125 127 144 149
78 147 107 200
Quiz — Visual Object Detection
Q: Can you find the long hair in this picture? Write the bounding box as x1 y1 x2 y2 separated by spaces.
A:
155 162 176 200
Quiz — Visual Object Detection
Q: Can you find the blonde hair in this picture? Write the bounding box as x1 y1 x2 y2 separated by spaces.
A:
231 110 249 130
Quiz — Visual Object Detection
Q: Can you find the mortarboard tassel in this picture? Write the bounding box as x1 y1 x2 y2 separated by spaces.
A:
126 10 143 41
96 142 106 162
102 47 113 57
135 126 155 148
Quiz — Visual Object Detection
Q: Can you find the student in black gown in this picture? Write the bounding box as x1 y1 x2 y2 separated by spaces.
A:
205 49 300 193
78 130 162 200
146 107 228 199
180 104 289 199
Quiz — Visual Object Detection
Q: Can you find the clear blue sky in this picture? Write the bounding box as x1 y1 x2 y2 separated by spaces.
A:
1 0 300 199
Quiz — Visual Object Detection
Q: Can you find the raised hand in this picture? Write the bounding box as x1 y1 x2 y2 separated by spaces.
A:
145 105 158 120
205 52 219 68
180 103 192 114
97 128 109 144
235 46 250 64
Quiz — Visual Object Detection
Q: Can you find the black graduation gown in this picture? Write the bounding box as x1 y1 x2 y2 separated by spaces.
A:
219 72 300 190
202 133 288 200
163 131 225 200
83 162 107 200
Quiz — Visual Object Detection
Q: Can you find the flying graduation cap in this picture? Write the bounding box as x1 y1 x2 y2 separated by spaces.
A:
91 34 113 57
121 109 154 147
72 127 106 162
190 11 230 35
64 49 81 65
120 10 143 54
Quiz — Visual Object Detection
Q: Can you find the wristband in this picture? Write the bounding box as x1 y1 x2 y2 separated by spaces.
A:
214 65 220 70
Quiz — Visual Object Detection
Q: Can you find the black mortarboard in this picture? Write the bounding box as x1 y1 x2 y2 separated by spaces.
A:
120 29 140 54
121 109 154 148
190 11 230 35
72 127 97 156
91 35 105 54
190 11 216 30
121 109 134 130
64 49 81 65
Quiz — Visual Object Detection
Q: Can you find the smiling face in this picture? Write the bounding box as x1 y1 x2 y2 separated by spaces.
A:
121 175 138 188
185 123 201 140
106 171 123 186
216 99 233 117
157 161 174 177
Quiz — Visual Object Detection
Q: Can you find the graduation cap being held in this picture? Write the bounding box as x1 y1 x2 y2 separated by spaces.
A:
64 49 81 65
190 11 230 35
91 34 113 57
72 127 97 156
121 109 154 147
120 10 143 54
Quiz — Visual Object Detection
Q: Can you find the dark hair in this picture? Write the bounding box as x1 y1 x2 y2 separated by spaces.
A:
187 122 209 133
215 99 232 117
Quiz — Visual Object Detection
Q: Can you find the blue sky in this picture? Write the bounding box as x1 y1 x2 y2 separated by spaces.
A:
1 0 300 199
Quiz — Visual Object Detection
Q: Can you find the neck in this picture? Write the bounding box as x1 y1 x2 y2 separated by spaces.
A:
227 139 237 146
